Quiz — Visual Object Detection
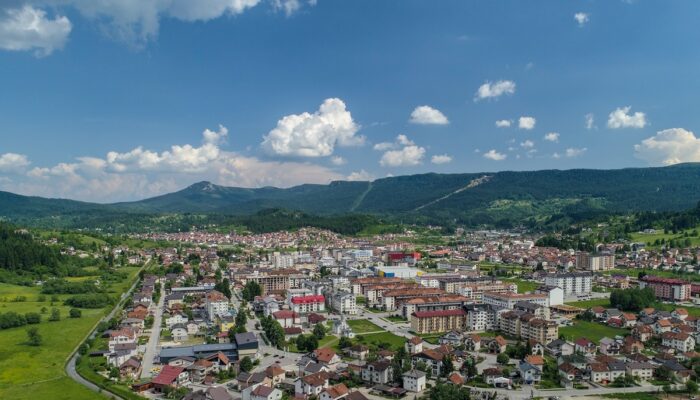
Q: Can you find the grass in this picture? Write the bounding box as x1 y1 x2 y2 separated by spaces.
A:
566 297 700 317
318 335 338 348
346 319 384 333
384 316 407 323
601 393 660 400
503 278 539 293
565 298 611 308
559 320 628 343
0 266 142 400
605 268 700 283
356 331 406 351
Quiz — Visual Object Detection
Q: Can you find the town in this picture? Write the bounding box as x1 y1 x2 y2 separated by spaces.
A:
73 227 700 400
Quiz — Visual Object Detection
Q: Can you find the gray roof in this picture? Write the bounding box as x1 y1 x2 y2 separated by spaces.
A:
403 370 426 379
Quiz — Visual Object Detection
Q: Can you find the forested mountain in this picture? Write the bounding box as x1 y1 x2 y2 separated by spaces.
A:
0 223 64 282
2 163 700 230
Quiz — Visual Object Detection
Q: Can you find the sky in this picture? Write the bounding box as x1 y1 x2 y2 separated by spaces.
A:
1 0 700 202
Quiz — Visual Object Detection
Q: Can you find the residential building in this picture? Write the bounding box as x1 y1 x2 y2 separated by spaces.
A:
361 360 393 384
410 309 466 334
544 272 593 297
402 370 426 392
330 292 357 315
639 276 692 301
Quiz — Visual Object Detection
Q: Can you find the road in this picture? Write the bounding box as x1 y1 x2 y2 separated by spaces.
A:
141 282 165 378
65 261 150 400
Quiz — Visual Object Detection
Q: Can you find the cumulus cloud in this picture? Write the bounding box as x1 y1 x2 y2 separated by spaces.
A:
330 156 346 165
574 12 590 27
607 106 647 129
518 116 536 130
373 142 394 151
565 147 587 157
0 5 72 56
409 105 449 125
585 113 596 130
347 169 374 181
634 128 700 165
0 0 312 51
430 154 452 164
6 125 341 202
262 98 363 157
483 149 507 161
0 153 31 172
495 119 512 128
474 80 516 101
379 135 425 167
520 140 535 149
543 132 559 142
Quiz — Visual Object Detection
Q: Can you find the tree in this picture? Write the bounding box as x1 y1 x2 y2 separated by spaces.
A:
338 336 353 349
441 355 454 377
26 326 42 346
49 308 60 322
109 367 119 379
427 383 471 400
296 334 319 353
313 323 326 340
241 281 262 302
687 381 699 394
496 353 509 365
69 308 82 318
235 310 248 333
240 356 254 372
25 312 41 324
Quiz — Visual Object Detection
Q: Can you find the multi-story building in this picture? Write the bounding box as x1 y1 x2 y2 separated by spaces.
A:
544 272 593 296
661 331 696 352
329 292 357 315
639 276 692 301
410 309 467 334
290 295 326 314
401 294 469 319
483 292 549 309
382 287 445 311
205 290 230 320
576 252 615 271
465 304 501 332
270 252 295 269
499 312 558 343
458 281 518 302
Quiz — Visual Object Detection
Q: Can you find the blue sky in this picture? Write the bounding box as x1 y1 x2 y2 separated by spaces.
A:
1 0 700 202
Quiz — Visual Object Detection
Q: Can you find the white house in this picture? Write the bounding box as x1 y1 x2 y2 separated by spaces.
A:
402 370 426 392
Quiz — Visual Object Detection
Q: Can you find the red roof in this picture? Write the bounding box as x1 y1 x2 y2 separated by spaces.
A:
412 309 466 318
291 295 325 304
152 365 185 386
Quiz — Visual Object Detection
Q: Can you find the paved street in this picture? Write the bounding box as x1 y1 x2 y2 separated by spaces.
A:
141 281 165 378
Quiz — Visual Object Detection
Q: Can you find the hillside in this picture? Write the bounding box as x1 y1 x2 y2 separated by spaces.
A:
2 163 700 229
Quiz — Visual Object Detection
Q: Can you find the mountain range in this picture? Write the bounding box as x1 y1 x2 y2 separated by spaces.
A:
3 163 700 229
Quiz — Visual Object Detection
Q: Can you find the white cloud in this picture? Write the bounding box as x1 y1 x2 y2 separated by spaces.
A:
520 140 535 149
585 113 596 130
574 12 589 27
409 105 449 125
634 128 700 165
483 149 507 161
474 80 516 101
543 132 559 142
0 153 31 172
565 147 587 157
330 156 346 165
430 154 452 164
607 106 647 129
347 170 374 181
495 119 512 128
262 98 363 157
373 142 394 151
9 125 342 202
379 135 425 167
0 5 72 56
518 116 536 130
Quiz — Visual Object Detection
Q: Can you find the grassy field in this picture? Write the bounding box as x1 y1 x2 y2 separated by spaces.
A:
0 266 141 400
503 278 539 293
630 228 700 249
565 298 611 308
566 297 700 317
384 316 407 323
559 320 628 343
347 319 384 333
604 268 700 283
357 331 406 350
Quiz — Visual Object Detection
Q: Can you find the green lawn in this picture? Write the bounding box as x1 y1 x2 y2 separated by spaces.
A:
384 316 407 323
356 331 406 351
318 335 338 348
347 319 384 333
604 268 700 283
566 297 700 317
0 266 142 400
565 298 611 308
559 320 628 343
503 278 539 293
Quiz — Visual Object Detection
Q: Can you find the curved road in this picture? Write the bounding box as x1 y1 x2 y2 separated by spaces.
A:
65 263 149 400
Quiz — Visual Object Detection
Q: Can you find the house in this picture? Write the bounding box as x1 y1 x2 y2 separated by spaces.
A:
529 340 545 356
108 327 137 352
251 385 283 400
295 371 329 396
448 372 465 386
107 342 138 367
439 331 463 346
402 370 426 392
152 365 189 392
622 336 644 354
558 362 582 382
265 365 286 385
545 339 573 357
166 313 189 328
662 331 696 352
464 334 481 351
187 321 200 335
237 371 269 390
486 336 507 354
346 345 369 361
626 362 654 381
518 361 542 384
599 337 620 355
483 368 504 385
405 336 423 354
272 310 301 328
632 325 653 342
361 360 393 384
588 363 610 383
574 337 596 355
412 349 446 377
621 313 637 328
524 355 544 371
654 319 672 334
171 323 189 341
314 348 341 366
119 357 142 380
319 383 349 400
